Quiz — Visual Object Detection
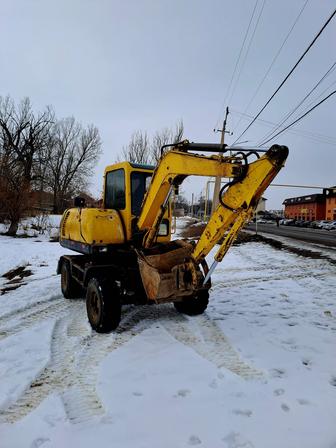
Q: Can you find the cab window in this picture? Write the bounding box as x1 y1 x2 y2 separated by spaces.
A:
105 169 125 209
131 171 152 216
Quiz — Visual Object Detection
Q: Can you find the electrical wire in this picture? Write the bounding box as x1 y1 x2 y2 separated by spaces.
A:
257 61 336 145
232 7 336 144
227 0 267 106
214 0 259 130
259 88 336 145
233 0 308 135
230 108 336 145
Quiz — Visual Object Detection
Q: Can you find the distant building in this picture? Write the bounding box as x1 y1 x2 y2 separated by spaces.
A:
283 194 326 221
255 197 267 215
325 186 336 220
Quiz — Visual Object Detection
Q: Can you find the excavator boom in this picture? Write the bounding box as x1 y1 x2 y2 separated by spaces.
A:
137 142 288 302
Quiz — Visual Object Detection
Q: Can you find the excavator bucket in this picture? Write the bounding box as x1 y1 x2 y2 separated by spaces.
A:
137 240 203 302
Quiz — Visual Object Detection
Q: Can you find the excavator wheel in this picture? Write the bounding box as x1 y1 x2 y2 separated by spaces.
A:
86 277 121 333
61 261 83 299
174 290 209 316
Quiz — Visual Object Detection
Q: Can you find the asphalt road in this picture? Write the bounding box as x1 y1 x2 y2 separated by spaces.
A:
245 223 336 248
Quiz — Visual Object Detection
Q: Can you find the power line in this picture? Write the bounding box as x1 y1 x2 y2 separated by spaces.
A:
232 7 336 144
260 88 336 145
257 61 336 145
227 0 266 106
214 0 259 129
230 108 336 145
233 0 308 135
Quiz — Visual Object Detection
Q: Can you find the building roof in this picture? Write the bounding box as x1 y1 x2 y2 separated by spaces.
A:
283 194 325 205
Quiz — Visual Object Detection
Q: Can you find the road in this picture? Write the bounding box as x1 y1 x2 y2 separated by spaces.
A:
246 223 336 247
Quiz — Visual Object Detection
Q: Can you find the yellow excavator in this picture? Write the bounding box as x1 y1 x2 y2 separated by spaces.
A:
58 140 288 332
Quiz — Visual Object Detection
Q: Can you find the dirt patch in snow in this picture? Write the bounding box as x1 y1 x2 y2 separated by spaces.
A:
241 232 336 265
1 265 33 295
179 219 336 266
2 265 32 281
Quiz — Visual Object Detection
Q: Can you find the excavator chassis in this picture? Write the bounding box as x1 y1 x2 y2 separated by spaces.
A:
57 241 210 305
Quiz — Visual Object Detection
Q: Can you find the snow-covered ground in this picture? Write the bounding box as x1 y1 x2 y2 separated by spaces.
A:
0 217 336 447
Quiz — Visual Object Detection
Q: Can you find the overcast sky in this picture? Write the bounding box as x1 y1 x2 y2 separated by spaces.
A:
1 0 335 208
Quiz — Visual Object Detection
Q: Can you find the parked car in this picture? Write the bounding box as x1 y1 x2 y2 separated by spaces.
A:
282 219 295 225
309 220 321 229
317 220 331 229
324 221 336 230
301 220 312 227
294 220 305 227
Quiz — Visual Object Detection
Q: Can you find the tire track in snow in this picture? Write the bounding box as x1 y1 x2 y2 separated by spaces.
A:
0 301 264 424
161 312 263 379
0 305 150 424
211 269 335 290
0 311 78 423
0 297 72 341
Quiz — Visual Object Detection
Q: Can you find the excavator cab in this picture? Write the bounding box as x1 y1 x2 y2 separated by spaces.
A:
60 162 171 254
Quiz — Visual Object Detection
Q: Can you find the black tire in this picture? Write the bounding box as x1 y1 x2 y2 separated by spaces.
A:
174 290 209 316
61 261 82 299
86 277 121 333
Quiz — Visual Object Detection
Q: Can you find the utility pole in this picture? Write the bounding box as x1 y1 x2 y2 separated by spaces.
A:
211 106 230 215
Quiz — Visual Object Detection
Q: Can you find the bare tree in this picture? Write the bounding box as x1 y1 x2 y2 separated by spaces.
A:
0 96 54 234
120 130 150 164
0 96 54 184
150 119 184 164
44 117 102 213
119 121 184 165
0 162 31 235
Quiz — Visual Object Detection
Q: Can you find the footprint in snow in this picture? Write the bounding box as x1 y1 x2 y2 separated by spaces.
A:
270 368 286 378
188 435 202 445
302 358 312 369
30 438 50 448
132 391 143 397
273 388 285 396
287 321 298 327
174 389 191 398
222 431 254 448
232 409 252 417
209 379 218 389
297 398 310 405
329 376 336 387
281 403 290 412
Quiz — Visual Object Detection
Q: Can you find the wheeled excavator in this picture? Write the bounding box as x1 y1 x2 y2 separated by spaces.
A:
58 140 288 332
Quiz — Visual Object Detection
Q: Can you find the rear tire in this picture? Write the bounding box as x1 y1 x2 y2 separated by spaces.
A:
174 290 209 316
61 261 82 299
86 277 121 333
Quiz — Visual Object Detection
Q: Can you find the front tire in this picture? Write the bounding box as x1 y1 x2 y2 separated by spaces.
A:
61 261 82 299
174 290 209 316
86 278 121 333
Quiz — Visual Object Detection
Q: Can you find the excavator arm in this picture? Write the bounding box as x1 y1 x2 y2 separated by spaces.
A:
137 143 244 247
136 141 288 303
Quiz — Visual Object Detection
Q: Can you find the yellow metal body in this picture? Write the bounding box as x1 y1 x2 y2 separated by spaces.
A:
137 150 243 247
60 208 125 245
60 162 171 251
192 146 288 263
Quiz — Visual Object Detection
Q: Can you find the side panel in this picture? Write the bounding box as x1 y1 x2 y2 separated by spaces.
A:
60 208 125 246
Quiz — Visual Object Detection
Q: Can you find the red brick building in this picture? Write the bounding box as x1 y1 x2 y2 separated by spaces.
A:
325 187 336 220
283 194 326 221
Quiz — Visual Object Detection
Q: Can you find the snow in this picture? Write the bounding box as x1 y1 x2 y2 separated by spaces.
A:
0 218 336 447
